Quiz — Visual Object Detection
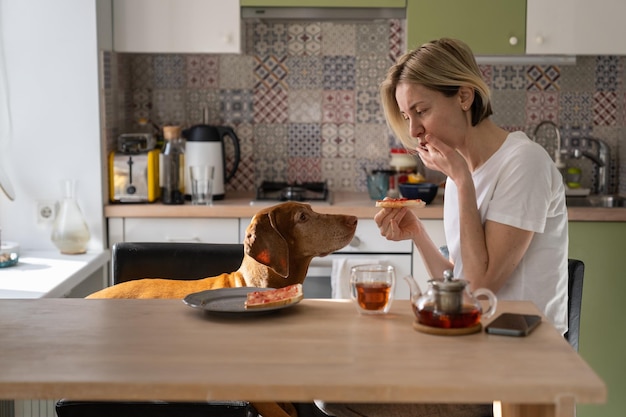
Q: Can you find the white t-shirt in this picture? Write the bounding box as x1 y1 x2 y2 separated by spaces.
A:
443 131 569 334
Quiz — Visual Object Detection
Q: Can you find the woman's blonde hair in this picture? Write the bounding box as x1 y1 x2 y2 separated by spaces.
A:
380 38 492 149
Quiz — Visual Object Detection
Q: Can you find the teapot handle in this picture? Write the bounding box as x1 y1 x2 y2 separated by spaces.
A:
473 288 498 320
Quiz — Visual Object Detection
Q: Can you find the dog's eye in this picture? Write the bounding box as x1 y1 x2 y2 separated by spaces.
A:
297 212 309 222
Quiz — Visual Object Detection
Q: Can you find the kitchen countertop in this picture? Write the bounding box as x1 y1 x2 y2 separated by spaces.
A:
0 250 109 298
104 191 626 222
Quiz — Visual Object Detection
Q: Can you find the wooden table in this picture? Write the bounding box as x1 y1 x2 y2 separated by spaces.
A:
0 298 606 417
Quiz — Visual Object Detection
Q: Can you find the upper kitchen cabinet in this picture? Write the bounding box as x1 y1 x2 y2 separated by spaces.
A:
527 0 626 55
240 0 405 7
113 0 240 53
406 0 526 55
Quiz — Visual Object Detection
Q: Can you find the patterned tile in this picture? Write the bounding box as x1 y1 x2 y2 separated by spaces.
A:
186 55 219 89
185 89 221 125
129 88 152 128
560 56 595 91
128 54 153 89
525 91 559 125
356 90 385 124
219 89 254 124
152 89 186 125
220 55 255 89
102 51 112 90
251 22 289 56
559 92 593 127
492 65 526 90
288 157 321 183
491 90 527 127
321 123 355 158
356 22 389 56
233 122 254 155
153 55 185 89
321 23 356 56
254 88 288 124
113 19 625 194
254 124 288 182
254 55 288 92
526 66 560 91
388 19 404 62
478 65 493 89
285 56 322 89
593 91 617 126
595 56 621 91
354 123 388 159
323 56 356 90
322 91 355 124
288 90 322 123
356 54 389 90
287 23 321 56
288 123 321 158
322 157 356 190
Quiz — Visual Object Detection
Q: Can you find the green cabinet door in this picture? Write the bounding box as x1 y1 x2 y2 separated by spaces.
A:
569 222 626 417
241 0 405 7
406 0 526 54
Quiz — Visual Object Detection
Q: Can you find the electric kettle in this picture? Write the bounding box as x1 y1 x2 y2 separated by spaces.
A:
183 124 240 200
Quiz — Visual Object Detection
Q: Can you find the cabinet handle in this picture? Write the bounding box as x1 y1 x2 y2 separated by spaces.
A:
535 35 545 45
509 36 518 46
349 236 361 248
166 237 202 242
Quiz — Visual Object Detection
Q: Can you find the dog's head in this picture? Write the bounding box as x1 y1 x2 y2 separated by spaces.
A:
243 202 358 278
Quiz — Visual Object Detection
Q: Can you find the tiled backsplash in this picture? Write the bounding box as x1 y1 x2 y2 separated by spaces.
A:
104 20 625 195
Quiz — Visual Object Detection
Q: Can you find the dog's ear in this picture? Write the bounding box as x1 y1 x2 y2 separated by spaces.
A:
244 211 289 278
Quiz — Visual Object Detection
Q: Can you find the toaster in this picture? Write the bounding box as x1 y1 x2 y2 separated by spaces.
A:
109 147 160 203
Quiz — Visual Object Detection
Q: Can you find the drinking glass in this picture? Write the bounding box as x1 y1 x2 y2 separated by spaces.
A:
189 165 214 205
350 264 395 314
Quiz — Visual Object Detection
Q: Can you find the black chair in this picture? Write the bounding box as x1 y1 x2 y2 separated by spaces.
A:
566 258 585 351
56 242 258 417
56 242 327 417
110 241 245 283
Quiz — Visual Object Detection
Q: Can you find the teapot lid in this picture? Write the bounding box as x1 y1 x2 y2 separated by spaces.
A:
429 269 467 292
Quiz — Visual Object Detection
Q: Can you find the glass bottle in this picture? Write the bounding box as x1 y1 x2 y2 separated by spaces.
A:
51 179 91 254
161 125 185 205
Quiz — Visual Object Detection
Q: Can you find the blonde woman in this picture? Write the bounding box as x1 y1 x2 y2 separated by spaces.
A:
317 38 568 417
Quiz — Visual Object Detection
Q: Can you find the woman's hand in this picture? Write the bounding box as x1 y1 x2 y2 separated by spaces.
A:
415 134 468 183
374 206 421 242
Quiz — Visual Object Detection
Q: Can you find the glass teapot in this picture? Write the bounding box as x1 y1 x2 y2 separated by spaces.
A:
404 270 497 329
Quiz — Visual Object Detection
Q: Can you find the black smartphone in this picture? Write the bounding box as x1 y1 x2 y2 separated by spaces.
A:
485 313 542 337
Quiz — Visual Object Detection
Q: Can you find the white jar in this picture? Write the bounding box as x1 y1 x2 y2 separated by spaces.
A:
390 148 418 172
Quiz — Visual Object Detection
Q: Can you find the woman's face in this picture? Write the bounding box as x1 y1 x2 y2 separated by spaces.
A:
395 82 468 148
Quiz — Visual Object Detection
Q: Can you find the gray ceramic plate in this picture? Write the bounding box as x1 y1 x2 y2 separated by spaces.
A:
183 287 300 316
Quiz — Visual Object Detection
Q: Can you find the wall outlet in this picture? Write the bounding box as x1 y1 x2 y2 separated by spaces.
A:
36 200 57 224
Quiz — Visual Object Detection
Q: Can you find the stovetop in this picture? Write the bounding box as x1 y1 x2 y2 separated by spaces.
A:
255 181 331 203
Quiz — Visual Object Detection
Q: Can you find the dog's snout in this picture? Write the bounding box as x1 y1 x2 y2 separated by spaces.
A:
346 216 358 228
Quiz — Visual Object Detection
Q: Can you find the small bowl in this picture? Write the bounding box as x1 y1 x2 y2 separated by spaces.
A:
0 241 20 268
398 182 439 204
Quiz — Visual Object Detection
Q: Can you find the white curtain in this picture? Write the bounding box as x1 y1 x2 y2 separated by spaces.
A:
0 0 15 200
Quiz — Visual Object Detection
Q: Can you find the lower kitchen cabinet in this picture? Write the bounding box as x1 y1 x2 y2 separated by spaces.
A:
107 218 240 246
569 222 626 417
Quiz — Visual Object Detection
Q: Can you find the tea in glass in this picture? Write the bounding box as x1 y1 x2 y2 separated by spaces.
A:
350 264 395 314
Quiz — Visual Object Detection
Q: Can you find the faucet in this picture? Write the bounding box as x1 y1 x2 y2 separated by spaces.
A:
532 120 566 170
566 138 611 195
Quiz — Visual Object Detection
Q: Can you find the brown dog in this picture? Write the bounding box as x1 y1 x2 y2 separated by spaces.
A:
86 202 358 299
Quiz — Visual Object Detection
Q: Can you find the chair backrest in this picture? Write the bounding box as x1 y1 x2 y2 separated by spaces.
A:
57 242 255 417
111 242 245 284
566 258 585 351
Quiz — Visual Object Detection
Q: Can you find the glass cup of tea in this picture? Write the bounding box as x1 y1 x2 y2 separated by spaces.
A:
350 264 395 315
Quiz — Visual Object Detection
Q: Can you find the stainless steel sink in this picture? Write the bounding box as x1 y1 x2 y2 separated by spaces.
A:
566 195 625 208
